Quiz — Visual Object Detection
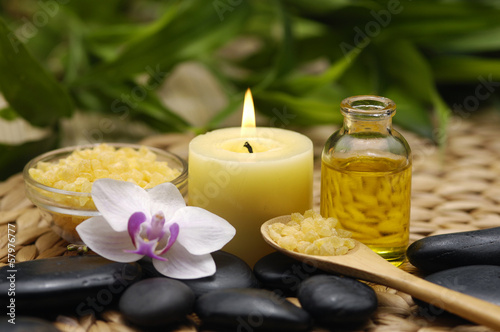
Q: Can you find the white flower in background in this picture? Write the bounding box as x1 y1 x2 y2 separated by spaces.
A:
76 178 236 279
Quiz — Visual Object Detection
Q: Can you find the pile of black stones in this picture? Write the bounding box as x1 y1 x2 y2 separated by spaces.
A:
406 227 500 314
2 226 500 331
0 250 378 331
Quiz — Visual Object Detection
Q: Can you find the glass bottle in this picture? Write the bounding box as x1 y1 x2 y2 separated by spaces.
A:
320 95 412 266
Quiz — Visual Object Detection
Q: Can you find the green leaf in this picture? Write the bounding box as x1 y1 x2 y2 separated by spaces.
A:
388 1 499 20
253 89 343 126
389 18 499 41
292 30 345 64
282 48 359 94
422 27 500 53
281 0 372 14
431 92 450 149
63 12 89 84
86 24 143 62
376 39 434 104
0 107 18 121
65 0 127 23
338 49 383 96
206 93 245 131
80 0 250 83
383 87 434 139
376 39 450 142
0 133 58 181
0 18 73 127
271 2 296 80
87 80 190 133
431 56 500 83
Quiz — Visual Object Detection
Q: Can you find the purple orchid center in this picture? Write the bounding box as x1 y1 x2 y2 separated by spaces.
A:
124 211 179 261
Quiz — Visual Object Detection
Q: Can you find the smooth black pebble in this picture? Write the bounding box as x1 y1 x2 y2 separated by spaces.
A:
253 251 322 296
0 255 141 316
180 251 260 297
139 251 260 297
417 265 500 314
297 275 378 327
407 227 500 273
119 278 195 327
195 288 312 332
0 317 59 331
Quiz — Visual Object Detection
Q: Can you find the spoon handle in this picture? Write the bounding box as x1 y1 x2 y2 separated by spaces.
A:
261 217 500 329
381 268 500 330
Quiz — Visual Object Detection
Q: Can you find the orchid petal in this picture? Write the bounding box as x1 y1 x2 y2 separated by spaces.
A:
91 179 151 232
153 243 215 279
147 212 166 240
124 238 167 261
147 182 186 221
128 212 146 247
159 222 179 255
76 216 142 262
173 207 236 255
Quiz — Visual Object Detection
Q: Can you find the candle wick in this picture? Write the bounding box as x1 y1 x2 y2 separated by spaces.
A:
244 142 253 153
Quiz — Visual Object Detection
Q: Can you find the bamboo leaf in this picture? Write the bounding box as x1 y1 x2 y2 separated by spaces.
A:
253 89 343 126
383 87 434 140
65 0 126 23
422 27 500 53
377 39 434 104
431 56 500 83
80 0 250 83
282 48 359 94
376 39 450 141
281 0 374 14
431 91 450 148
0 18 73 127
338 50 383 96
0 133 58 181
388 17 500 40
63 12 89 84
272 2 295 81
206 93 244 131
0 107 18 121
87 80 190 133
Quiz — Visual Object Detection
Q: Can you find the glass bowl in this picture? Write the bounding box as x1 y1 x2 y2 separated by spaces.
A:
23 143 188 243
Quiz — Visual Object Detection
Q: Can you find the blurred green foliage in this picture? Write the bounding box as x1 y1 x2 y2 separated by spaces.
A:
1 0 500 178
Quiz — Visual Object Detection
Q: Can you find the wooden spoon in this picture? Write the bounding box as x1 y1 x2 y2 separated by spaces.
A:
261 216 500 330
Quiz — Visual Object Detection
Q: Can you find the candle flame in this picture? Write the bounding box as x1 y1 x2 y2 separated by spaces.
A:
241 88 256 137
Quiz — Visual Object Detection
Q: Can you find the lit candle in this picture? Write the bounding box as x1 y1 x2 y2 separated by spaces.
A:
188 89 313 266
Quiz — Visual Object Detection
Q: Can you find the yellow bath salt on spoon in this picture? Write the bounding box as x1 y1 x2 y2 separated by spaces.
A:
261 214 500 331
267 210 355 256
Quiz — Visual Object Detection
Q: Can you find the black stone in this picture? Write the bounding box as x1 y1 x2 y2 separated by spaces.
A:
180 251 260 297
297 275 378 327
0 317 59 331
195 288 312 332
119 278 195 327
407 227 500 273
253 251 324 296
137 256 159 278
0 255 141 316
139 251 260 297
420 265 500 311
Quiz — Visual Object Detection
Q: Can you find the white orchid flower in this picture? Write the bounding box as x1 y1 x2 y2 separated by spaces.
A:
76 178 236 279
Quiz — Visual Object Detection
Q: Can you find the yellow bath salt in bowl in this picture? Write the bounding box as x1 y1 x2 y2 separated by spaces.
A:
268 210 355 256
23 143 187 243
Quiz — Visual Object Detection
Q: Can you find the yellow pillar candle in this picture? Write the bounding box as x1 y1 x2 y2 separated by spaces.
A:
188 90 313 266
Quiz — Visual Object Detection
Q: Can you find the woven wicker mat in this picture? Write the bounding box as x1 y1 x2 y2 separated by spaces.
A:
1 113 499 332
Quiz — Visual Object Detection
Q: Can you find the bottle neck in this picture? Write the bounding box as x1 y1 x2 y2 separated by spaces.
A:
340 95 396 135
343 115 393 135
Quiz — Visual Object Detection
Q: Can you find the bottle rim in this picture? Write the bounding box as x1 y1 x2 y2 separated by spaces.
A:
340 95 396 118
